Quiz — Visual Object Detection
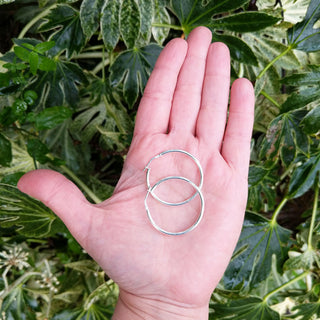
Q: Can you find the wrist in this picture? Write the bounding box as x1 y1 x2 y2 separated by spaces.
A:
112 289 209 320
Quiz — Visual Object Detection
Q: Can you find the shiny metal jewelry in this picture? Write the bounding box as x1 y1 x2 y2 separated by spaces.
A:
145 149 204 206
145 176 204 236
144 150 204 236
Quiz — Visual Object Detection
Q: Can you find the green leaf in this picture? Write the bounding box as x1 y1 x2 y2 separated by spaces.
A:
260 110 309 167
52 303 113 320
28 106 73 130
29 60 87 108
0 133 12 167
281 66 320 87
171 0 250 30
34 40 56 54
110 44 162 107
80 0 104 38
212 33 258 66
45 120 90 173
39 5 86 58
223 211 291 289
213 297 280 320
137 0 153 42
152 0 170 45
289 301 320 320
0 183 64 237
0 0 15 4
1 286 38 320
120 0 141 49
301 107 320 134
26 139 50 164
101 0 121 51
288 0 320 52
14 45 30 61
288 152 320 199
210 12 280 33
248 165 277 212
29 51 39 75
0 172 25 186
284 248 320 271
65 260 101 273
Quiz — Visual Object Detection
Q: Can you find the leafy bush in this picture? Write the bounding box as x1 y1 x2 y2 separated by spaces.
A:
0 0 319 318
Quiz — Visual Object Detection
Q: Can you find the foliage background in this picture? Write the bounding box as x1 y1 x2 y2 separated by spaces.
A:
0 0 320 318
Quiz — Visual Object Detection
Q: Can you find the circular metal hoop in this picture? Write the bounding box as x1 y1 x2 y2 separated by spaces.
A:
145 149 203 206
145 176 205 236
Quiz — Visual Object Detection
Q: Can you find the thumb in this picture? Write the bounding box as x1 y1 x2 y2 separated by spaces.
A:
17 169 95 244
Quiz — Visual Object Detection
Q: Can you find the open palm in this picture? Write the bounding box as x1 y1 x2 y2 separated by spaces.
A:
18 27 254 317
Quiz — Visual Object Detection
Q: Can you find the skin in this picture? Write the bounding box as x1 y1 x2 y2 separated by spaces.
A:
18 27 255 319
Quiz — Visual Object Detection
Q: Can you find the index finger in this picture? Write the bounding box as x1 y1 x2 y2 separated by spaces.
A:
133 38 188 136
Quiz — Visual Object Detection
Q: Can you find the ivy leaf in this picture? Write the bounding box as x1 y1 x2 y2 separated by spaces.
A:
152 0 170 45
29 60 87 108
171 0 278 33
39 5 86 59
288 152 320 199
0 133 12 167
101 0 120 51
80 0 104 39
44 120 91 174
259 110 309 167
210 12 279 33
284 248 320 271
1 286 38 319
288 0 320 52
280 66 320 113
223 211 291 289
248 165 277 212
137 0 153 42
120 0 141 49
212 33 258 66
171 0 250 29
301 107 320 135
110 44 162 107
52 303 113 320
0 183 65 237
212 297 280 320
289 301 320 320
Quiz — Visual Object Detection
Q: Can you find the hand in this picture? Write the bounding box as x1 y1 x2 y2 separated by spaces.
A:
18 27 254 319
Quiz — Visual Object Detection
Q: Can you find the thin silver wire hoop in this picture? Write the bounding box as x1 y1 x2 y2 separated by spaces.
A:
145 149 203 206
145 176 205 236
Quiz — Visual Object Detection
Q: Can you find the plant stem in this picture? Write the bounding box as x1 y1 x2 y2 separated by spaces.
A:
0 271 42 300
151 23 184 31
102 46 106 82
261 90 280 108
263 271 309 302
60 165 102 204
271 197 288 225
70 52 109 60
257 45 293 80
307 182 319 250
2 266 10 291
103 95 126 134
18 4 57 39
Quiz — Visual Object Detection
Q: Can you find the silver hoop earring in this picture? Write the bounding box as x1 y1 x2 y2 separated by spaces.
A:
144 150 205 236
145 149 203 206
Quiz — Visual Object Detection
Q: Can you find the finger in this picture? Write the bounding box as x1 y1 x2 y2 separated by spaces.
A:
17 169 98 246
169 26 212 135
133 38 188 136
221 78 255 176
196 42 230 149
